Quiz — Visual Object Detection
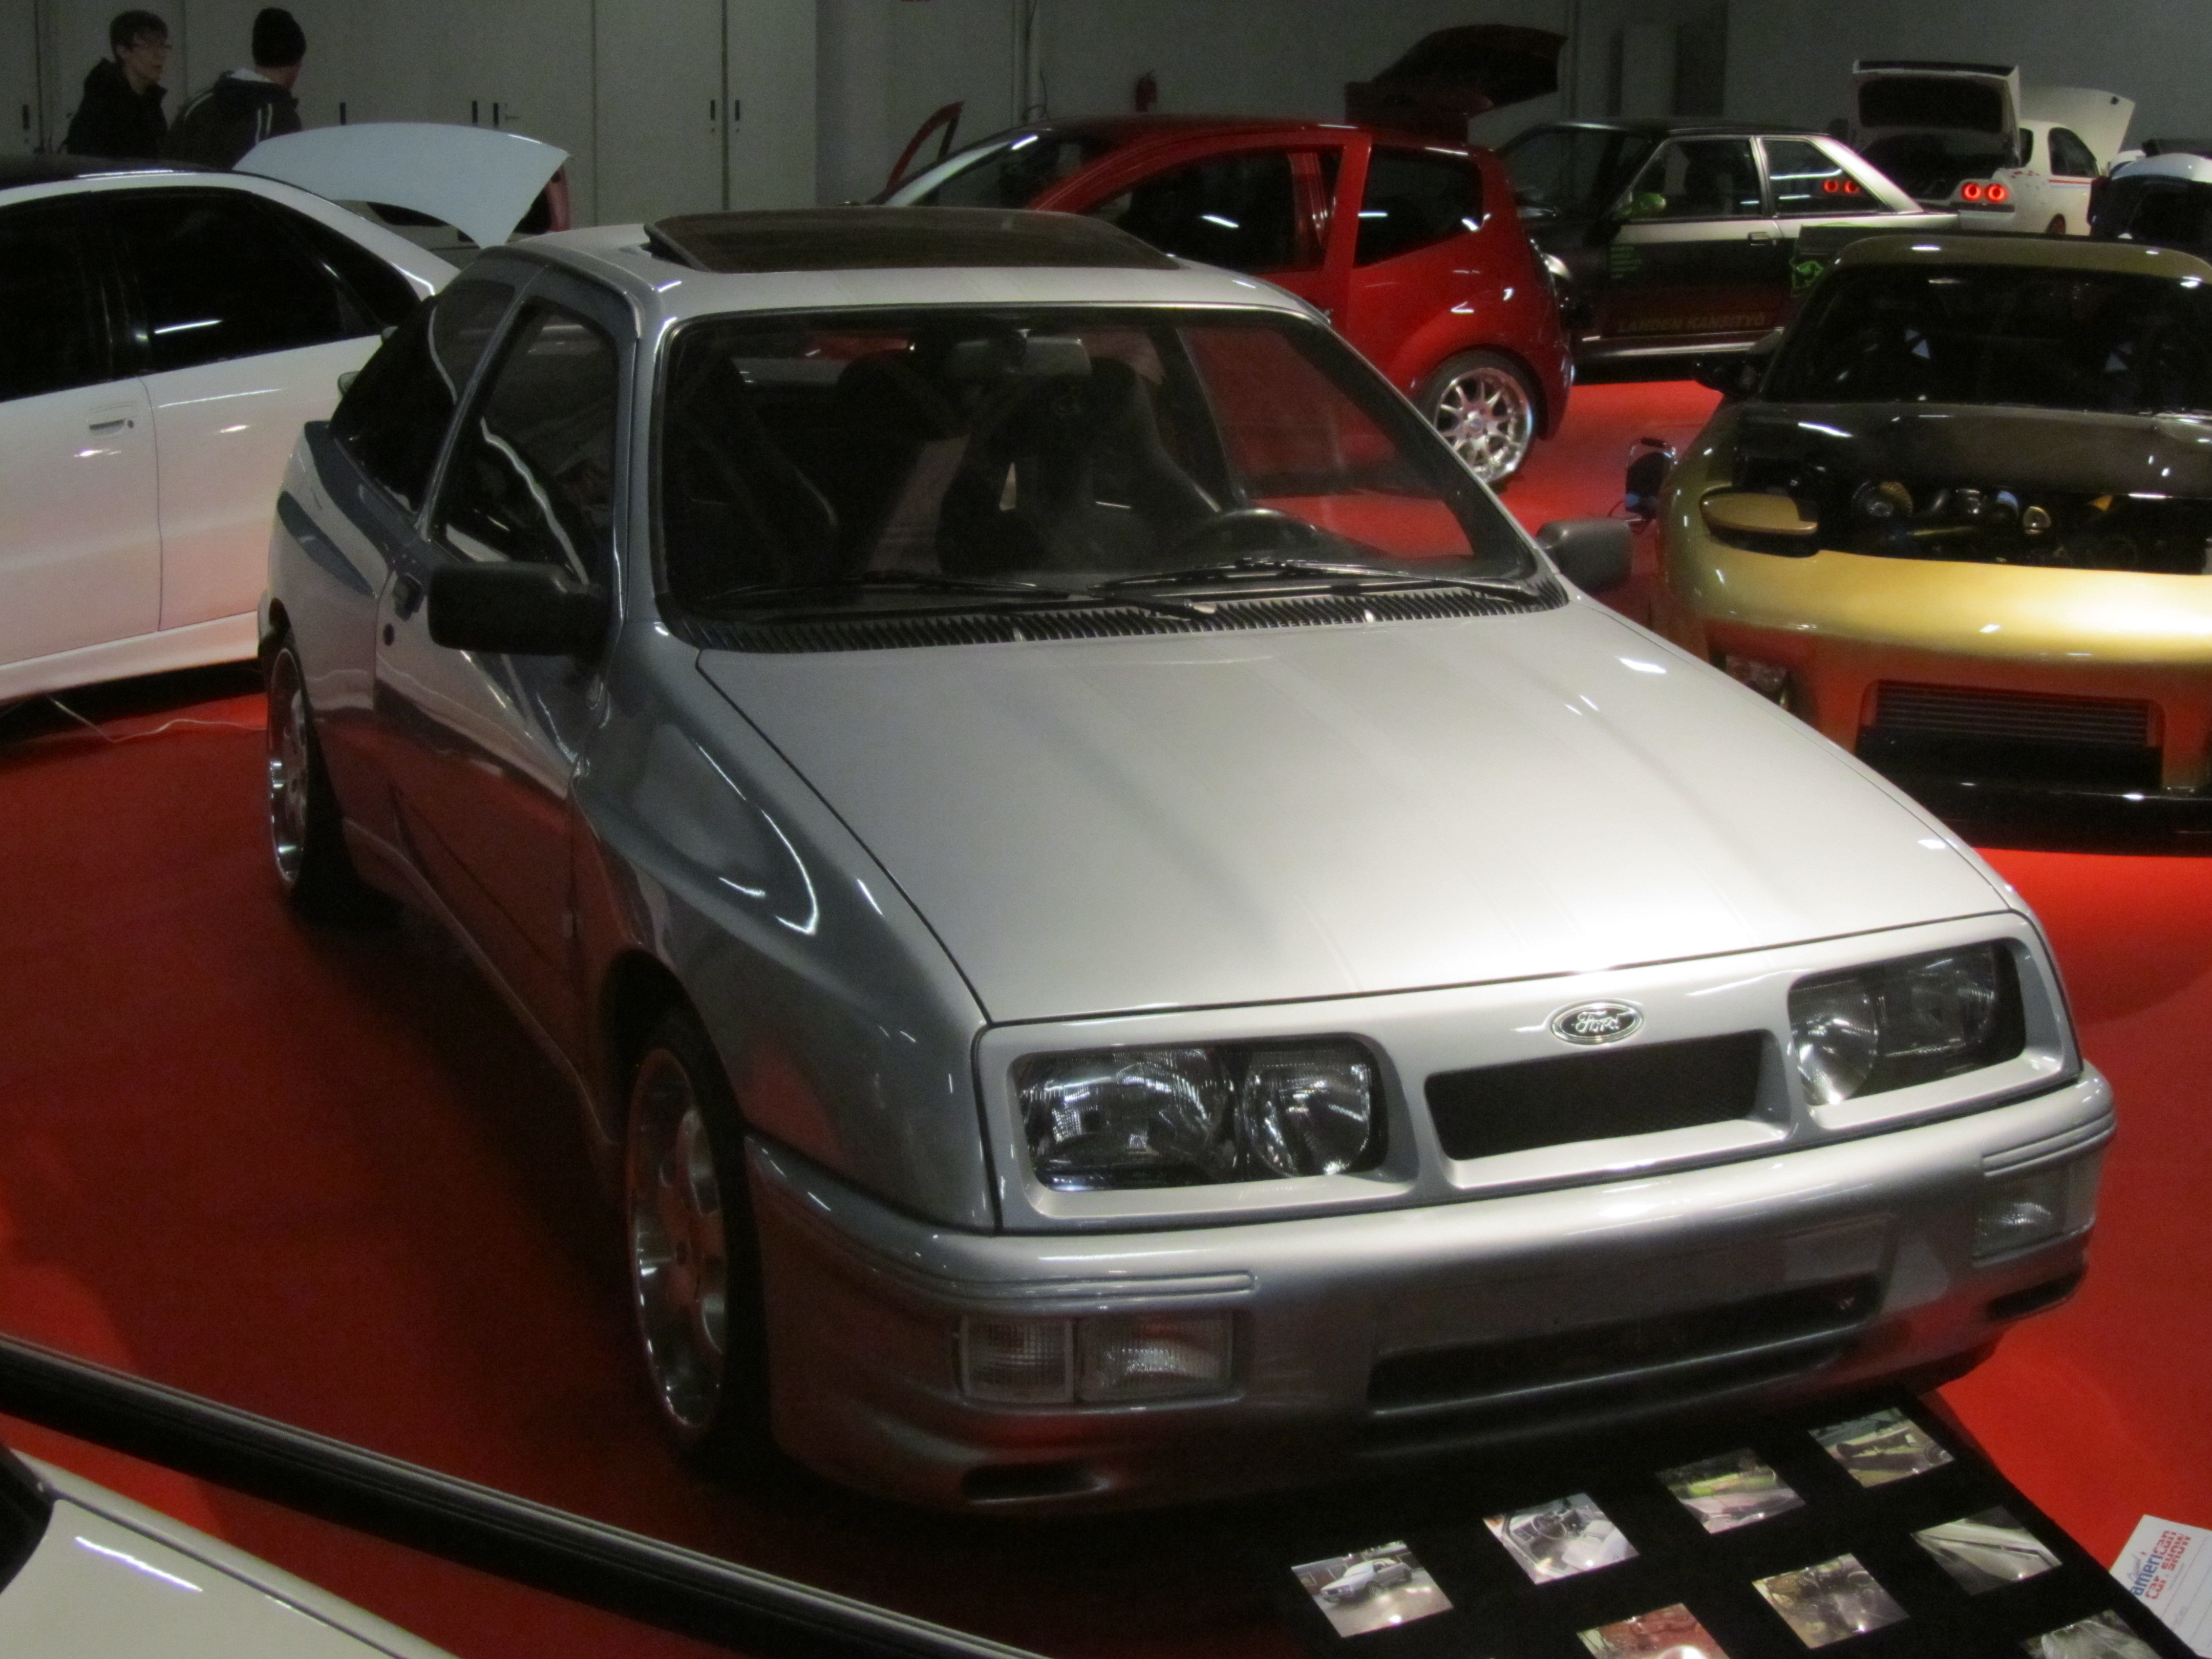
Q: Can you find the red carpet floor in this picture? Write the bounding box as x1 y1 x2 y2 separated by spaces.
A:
0 385 2204 1658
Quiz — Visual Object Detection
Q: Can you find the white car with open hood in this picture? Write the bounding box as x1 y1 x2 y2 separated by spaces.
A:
1851 60 2133 236
0 124 561 703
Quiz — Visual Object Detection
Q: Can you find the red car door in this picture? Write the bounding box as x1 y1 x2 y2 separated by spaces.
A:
1036 132 1351 320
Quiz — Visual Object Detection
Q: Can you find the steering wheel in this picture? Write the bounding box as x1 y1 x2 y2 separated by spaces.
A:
1163 506 1320 560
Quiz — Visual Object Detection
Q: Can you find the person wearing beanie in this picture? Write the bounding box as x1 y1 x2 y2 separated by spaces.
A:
62 11 172 160
163 6 306 168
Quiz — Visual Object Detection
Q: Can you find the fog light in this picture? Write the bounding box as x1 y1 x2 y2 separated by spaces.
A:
960 1317 1072 1403
1721 654 1793 706
1076 1313 1233 1403
1974 1167 2071 1261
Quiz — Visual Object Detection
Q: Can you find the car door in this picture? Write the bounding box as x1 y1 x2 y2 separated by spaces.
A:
0 195 159 688
103 185 415 637
1055 138 1345 317
297 275 520 833
373 277 625 1054
1333 143 1490 384
1596 136 1782 348
2046 126 2101 233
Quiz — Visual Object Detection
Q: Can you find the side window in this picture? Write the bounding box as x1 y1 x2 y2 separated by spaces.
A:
0 202 111 402
1621 138 1764 220
2049 128 2099 179
922 135 1113 207
2017 129 2038 169
437 302 621 584
270 204 423 330
1764 139 1881 216
1356 149 1482 264
1089 150 1305 273
108 190 372 374
332 280 514 512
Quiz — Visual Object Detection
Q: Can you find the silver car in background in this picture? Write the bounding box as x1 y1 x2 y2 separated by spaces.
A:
262 207 2110 1512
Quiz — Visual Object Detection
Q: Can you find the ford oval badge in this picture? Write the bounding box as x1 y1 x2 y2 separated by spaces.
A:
1550 1002 1643 1046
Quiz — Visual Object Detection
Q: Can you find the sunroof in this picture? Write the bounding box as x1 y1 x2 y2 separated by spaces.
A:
644 207 1179 274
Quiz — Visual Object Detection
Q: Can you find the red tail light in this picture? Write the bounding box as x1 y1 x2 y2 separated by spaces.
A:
1961 181 1985 202
1986 182 2010 204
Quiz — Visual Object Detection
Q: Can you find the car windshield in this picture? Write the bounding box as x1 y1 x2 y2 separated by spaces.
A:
1767 264 2212 415
892 131 1116 207
657 306 1535 613
1497 125 1656 212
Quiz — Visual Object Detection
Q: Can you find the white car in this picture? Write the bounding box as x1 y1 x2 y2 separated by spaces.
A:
0 126 559 704
1318 1558 1414 1603
0 1447 453 1657
1851 61 2133 236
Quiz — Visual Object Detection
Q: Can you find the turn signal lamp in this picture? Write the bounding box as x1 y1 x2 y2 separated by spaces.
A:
959 1312 1234 1404
1973 1160 2099 1263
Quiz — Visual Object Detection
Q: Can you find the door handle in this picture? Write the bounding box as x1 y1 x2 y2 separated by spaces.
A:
392 572 426 620
87 417 133 434
1747 231 1776 244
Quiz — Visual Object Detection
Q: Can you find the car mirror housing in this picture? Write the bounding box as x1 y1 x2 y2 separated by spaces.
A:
1536 518 1634 594
1693 354 1766 398
428 562 610 656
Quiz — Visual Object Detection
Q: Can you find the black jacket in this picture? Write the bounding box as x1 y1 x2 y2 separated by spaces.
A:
163 72 301 168
62 59 168 160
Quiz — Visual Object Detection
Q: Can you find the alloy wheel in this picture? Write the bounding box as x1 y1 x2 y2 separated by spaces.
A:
1432 364 1536 483
627 1048 731 1439
265 651 310 890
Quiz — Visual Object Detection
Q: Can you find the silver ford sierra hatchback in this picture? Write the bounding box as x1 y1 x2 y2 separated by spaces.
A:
262 208 2111 1512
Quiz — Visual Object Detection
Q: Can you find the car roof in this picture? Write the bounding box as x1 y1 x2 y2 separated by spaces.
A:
1833 230 2212 280
505 210 1317 328
1505 118 1820 140
1030 114 1364 143
0 155 216 191
646 207 1176 273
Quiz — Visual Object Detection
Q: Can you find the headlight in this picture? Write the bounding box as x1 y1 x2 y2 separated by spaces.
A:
1789 945 2024 1105
1018 1040 1381 1190
1541 251 1573 290
1720 653 1794 707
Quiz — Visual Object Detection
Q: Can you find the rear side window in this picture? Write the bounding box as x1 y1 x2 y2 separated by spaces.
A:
1356 150 1482 263
438 302 621 582
108 189 376 374
273 205 422 330
1764 139 1882 215
2049 127 2099 178
0 201 110 402
332 279 514 512
1090 151 1306 272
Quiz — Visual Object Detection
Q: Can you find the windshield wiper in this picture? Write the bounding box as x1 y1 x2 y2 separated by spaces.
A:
703 568 1216 620
1093 556 1542 603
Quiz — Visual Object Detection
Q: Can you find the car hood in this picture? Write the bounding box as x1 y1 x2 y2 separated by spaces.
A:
239 123 565 251
698 605 2006 1023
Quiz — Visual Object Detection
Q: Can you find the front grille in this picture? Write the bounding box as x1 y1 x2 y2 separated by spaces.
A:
1871 682 2154 749
673 581 1563 653
1425 1033 1764 1162
1366 1275 1880 1422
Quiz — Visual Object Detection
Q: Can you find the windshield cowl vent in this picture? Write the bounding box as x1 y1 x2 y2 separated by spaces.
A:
674 581 1564 654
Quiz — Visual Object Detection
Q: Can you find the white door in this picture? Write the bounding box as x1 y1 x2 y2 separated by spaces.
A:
0 198 161 681
103 185 390 632
596 0 726 224
728 0 815 209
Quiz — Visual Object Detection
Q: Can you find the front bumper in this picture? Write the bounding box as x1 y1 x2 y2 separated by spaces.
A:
750 1072 2110 1512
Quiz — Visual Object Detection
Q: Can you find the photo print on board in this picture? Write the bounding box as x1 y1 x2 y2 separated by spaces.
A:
1291 1542 1454 1638
2020 1609 2164 1658
1753 1554 1908 1647
1912 1507 2061 1593
1485 1494 1638 1583
1660 1450 1806 1534
1811 1408 1955 1487
1580 1602 1732 1657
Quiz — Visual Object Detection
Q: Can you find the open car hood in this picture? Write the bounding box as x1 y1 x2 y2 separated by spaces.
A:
2020 87 2136 168
239 122 565 250
1853 61 2020 146
1346 25 1564 140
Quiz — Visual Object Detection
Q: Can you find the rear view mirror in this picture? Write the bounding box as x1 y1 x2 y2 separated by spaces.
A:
1693 355 1765 398
428 562 609 656
1537 518 1633 594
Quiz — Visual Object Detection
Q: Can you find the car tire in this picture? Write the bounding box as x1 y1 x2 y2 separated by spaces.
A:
265 636 394 925
1418 350 1540 486
624 1006 772 1471
2046 215 2069 236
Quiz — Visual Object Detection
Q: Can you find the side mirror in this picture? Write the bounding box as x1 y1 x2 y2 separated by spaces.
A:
336 369 359 397
428 562 610 656
1537 518 1634 594
1693 354 1766 398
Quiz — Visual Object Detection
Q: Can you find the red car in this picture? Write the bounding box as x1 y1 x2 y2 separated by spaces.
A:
884 117 1572 483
